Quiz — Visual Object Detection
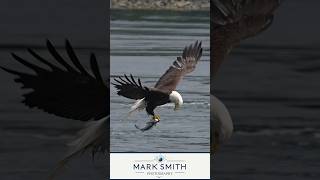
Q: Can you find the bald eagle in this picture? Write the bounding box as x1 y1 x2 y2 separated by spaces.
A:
211 0 280 152
112 41 203 126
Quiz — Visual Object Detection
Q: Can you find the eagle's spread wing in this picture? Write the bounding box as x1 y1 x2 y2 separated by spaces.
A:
112 74 148 100
0 40 108 121
212 0 280 26
212 0 280 75
154 41 203 91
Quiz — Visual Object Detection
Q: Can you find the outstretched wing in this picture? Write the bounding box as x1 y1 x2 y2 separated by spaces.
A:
0 40 108 121
212 0 280 26
212 0 280 75
112 74 148 100
154 41 202 91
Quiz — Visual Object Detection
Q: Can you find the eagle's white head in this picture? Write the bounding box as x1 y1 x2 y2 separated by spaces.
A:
169 91 183 111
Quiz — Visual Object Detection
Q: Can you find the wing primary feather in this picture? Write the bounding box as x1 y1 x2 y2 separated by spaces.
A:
182 46 187 59
212 0 230 17
187 43 193 57
195 41 199 56
138 78 142 88
110 82 118 86
118 76 128 84
198 41 202 50
193 40 198 56
197 41 202 60
11 53 46 73
124 74 134 85
27 48 59 70
198 48 203 61
46 39 76 72
65 40 89 75
130 74 139 86
0 66 30 76
113 78 125 85
90 53 104 83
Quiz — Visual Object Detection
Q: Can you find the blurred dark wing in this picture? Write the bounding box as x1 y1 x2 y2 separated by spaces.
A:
212 0 280 74
212 0 280 26
0 40 108 121
112 74 148 100
49 116 109 180
155 41 202 91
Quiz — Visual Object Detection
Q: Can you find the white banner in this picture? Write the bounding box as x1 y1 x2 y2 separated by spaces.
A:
110 153 210 179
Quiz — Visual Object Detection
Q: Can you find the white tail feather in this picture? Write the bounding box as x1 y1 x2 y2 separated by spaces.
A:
128 98 146 117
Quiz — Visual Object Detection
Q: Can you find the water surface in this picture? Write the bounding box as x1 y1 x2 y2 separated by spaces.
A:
110 10 210 152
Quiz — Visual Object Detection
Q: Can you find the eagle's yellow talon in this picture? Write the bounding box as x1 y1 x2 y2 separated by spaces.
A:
152 114 160 122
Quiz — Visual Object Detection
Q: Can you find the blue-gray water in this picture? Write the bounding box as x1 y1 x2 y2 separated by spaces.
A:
110 10 210 152
213 1 320 179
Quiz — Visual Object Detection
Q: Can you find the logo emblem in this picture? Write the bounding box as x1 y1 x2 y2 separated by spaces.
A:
157 154 165 162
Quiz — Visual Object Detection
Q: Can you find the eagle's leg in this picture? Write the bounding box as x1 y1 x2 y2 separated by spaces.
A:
152 114 160 122
146 106 160 122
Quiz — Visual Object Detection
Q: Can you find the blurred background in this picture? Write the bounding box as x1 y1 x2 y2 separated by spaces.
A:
111 0 209 11
0 0 108 179
213 0 320 179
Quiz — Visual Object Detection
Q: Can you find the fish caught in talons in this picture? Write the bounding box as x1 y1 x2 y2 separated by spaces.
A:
135 115 160 132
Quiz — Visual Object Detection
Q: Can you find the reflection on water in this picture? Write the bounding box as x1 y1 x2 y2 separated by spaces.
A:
110 10 210 152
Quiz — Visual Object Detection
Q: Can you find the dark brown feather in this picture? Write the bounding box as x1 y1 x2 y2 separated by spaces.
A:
212 0 280 76
112 74 148 100
154 41 203 91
